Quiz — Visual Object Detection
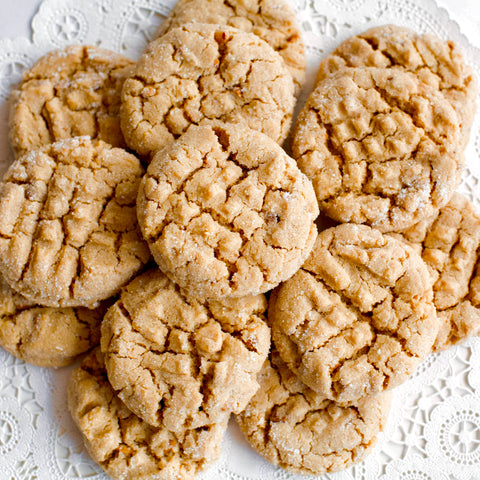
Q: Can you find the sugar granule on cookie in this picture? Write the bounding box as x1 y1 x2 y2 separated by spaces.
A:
121 24 295 158
69 349 228 480
0 137 150 308
315 24 477 146
137 123 319 299
101 268 270 429
236 351 392 475
292 67 462 233
394 193 480 351
156 0 306 93
9 45 134 157
0 275 106 368
470 257 480 309
271 224 439 404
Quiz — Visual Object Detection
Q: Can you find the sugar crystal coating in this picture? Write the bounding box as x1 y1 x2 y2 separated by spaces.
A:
0 275 105 367
121 24 295 158
292 67 462 232
138 123 319 299
271 224 439 404
0 137 150 308
236 351 392 475
393 193 480 351
69 349 228 480
10 45 133 157
315 24 477 145
156 0 306 92
101 268 270 428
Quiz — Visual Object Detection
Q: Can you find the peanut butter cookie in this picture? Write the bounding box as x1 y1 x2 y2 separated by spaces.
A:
292 67 462 232
0 137 150 308
10 45 133 157
315 25 477 145
0 276 105 367
68 349 228 480
137 123 319 299
121 24 295 158
395 193 480 351
156 0 305 93
270 224 438 405
236 351 391 475
101 269 270 428
470 257 480 314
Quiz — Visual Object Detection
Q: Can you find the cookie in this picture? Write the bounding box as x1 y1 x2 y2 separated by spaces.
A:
137 123 319 299
156 0 305 93
470 258 480 310
395 193 480 351
270 224 438 405
101 268 270 428
120 24 295 158
315 25 477 145
0 275 105 367
236 351 392 476
9 45 134 157
0 137 150 308
292 67 462 233
68 349 228 480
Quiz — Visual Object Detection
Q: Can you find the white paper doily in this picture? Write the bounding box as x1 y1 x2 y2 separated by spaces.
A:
1 1 480 479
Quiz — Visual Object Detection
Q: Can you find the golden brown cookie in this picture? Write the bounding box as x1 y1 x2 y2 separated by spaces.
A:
395 193 480 351
0 137 150 308
236 351 392 476
0 275 105 367
315 25 477 145
68 349 228 480
9 45 134 157
270 224 438 405
156 0 305 93
121 24 295 158
137 123 319 299
470 258 480 310
292 67 462 233
101 268 270 428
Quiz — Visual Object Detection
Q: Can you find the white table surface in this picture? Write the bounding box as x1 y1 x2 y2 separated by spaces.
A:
1 0 480 49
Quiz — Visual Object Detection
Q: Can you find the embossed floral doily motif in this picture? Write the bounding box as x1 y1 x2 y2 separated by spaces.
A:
0 0 480 479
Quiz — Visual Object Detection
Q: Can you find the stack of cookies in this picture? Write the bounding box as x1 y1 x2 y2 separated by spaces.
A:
0 1 479 479
246 24 480 475
0 47 151 367
238 24 480 476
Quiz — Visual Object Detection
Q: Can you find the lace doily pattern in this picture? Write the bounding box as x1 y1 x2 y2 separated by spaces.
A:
0 0 480 479
426 394 480 480
379 455 451 480
0 397 34 466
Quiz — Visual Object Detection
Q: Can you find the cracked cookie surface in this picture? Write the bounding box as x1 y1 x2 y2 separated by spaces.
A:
137 123 319 299
0 137 151 308
270 224 438 405
120 24 295 158
235 350 392 475
292 67 462 233
156 0 305 93
315 25 477 146
101 268 270 429
9 45 133 157
68 348 228 480
394 193 480 351
0 275 104 367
